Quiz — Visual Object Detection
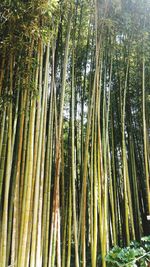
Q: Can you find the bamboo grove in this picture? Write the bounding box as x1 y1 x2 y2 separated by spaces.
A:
0 0 150 267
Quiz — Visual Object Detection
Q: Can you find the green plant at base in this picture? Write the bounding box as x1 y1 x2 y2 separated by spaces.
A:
106 236 150 267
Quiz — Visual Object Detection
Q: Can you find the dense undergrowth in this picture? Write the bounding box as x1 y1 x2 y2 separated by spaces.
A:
106 236 150 267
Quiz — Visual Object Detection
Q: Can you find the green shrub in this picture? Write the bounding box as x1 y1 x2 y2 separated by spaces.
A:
106 236 150 267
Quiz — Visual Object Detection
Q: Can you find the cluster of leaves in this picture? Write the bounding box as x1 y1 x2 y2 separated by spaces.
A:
0 0 59 51
106 236 150 267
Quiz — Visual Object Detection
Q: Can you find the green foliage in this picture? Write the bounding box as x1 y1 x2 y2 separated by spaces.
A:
106 236 150 267
0 0 59 51
0 94 13 111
